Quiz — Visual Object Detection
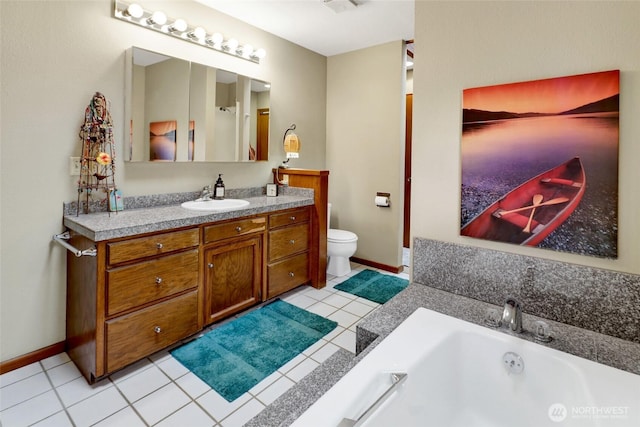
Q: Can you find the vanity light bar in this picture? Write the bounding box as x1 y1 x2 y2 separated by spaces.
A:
113 0 267 64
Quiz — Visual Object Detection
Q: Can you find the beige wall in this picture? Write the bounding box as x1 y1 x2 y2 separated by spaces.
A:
326 41 406 268
412 1 640 274
0 0 326 361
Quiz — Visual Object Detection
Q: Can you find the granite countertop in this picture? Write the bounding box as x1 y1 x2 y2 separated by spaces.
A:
63 187 314 241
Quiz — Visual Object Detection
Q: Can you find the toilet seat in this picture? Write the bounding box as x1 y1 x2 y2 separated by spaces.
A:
328 229 358 243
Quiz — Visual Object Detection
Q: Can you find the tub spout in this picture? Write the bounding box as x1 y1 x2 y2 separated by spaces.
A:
501 297 523 333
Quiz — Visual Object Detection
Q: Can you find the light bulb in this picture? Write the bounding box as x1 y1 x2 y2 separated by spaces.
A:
239 44 253 58
188 26 206 41
124 3 143 18
224 38 238 52
147 10 167 25
253 48 266 59
206 32 224 47
169 19 187 32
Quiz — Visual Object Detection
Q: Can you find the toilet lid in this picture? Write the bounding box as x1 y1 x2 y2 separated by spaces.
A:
328 229 358 243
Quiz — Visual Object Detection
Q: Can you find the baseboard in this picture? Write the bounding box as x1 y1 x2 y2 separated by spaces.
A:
350 257 404 274
0 341 66 375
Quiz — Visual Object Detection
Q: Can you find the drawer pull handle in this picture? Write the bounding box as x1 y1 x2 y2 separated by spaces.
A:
208 263 214 269
155 277 163 284
290 216 296 221
289 239 295 245
154 326 162 334
235 226 242 232
289 272 295 277
156 243 163 249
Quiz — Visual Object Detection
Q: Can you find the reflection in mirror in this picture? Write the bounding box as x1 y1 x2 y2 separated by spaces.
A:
126 47 270 162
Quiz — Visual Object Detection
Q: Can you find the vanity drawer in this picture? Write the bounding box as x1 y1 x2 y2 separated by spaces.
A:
106 291 199 373
267 252 309 299
107 229 199 265
269 207 310 229
204 217 266 243
106 250 198 316
268 223 309 261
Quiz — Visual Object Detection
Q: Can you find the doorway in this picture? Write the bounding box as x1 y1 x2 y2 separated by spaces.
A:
403 93 412 251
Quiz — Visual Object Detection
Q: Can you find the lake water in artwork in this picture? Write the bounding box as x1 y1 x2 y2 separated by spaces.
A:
461 112 618 258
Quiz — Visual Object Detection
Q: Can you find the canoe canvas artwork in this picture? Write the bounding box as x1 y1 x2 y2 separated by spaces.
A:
460 70 619 258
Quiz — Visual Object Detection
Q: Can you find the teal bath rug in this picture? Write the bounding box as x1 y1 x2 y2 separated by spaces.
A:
334 269 409 304
170 299 337 401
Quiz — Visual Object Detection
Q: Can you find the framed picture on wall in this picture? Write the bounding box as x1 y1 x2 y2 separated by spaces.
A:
150 120 177 161
460 70 619 258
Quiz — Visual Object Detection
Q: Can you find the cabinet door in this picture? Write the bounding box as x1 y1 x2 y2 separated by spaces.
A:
204 236 262 324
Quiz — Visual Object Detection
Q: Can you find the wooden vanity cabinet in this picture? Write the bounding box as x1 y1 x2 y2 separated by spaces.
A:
203 216 266 324
266 207 311 299
66 227 201 382
66 205 313 383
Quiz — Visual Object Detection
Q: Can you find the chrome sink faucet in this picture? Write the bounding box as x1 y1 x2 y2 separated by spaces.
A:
501 297 523 333
200 185 213 201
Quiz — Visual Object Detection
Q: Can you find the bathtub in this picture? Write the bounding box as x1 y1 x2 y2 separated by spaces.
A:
293 308 640 427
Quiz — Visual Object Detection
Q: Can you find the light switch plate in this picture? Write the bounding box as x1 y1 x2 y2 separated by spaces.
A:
266 183 278 197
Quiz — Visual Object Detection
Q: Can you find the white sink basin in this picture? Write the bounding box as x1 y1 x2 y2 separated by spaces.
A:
180 199 250 212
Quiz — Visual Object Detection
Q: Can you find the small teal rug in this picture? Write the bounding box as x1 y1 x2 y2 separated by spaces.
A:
170 299 337 401
334 269 409 304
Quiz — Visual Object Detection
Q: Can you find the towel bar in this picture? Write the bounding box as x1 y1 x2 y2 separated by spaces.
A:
53 231 97 257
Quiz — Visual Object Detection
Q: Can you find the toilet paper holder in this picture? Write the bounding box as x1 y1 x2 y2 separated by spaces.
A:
375 192 391 207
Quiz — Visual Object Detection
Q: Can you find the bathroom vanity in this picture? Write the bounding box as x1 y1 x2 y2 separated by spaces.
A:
62 190 316 382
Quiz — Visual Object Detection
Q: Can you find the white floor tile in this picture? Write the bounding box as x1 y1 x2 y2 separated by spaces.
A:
93 406 146 427
0 372 51 411
175 372 212 400
323 325 345 342
220 399 265 427
302 287 334 301
342 300 375 317
108 358 154 383
302 338 328 357
197 389 251 421
133 382 191 425
116 364 171 403
255 376 295 406
277 353 306 375
40 353 71 371
321 293 352 308
67 387 128 426
0 390 62 427
248 370 281 396
331 329 357 353
0 362 42 388
46 361 82 388
283 294 317 309
285 358 319 382
327 310 360 329
56 375 113 407
309 342 340 363
155 355 190 379
305 301 338 317
155 402 215 427
31 410 73 427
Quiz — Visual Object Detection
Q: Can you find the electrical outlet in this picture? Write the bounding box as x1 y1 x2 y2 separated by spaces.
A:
281 174 289 185
69 157 81 175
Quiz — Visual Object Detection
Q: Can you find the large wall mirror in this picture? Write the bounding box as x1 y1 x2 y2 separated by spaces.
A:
125 47 270 162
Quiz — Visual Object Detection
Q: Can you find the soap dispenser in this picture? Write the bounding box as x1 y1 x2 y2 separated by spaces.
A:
214 174 225 200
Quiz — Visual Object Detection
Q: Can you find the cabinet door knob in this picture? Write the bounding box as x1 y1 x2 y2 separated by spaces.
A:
289 272 295 277
154 326 162 334
290 216 296 221
156 243 163 249
208 263 214 269
155 277 163 284
235 226 242 232
289 239 295 245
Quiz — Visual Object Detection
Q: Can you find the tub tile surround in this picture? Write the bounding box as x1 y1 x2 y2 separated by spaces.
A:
63 186 314 241
412 238 640 345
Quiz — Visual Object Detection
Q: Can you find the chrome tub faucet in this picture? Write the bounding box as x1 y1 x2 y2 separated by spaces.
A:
501 297 523 333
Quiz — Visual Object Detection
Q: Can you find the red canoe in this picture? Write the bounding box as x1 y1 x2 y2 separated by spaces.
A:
461 157 586 246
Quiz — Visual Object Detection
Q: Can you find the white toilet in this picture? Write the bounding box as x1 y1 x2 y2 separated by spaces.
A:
327 203 358 277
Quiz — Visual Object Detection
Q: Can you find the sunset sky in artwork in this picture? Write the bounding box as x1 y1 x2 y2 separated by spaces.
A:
463 70 619 114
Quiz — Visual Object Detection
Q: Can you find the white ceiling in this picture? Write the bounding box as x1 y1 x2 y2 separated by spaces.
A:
194 0 415 57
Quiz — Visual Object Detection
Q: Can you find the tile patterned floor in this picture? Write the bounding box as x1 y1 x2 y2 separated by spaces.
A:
0 263 409 427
